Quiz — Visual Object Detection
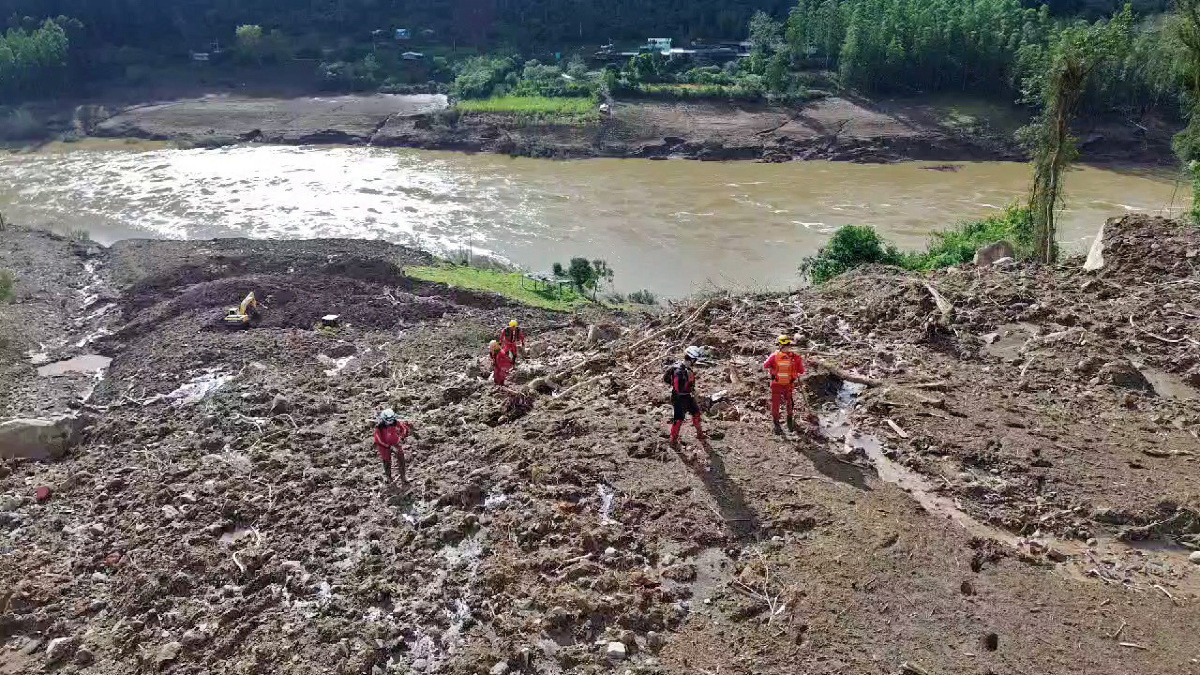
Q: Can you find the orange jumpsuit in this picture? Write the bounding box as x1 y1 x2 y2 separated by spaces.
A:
763 350 805 423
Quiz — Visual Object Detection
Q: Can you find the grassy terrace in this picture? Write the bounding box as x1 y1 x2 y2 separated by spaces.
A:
406 264 590 312
453 95 600 124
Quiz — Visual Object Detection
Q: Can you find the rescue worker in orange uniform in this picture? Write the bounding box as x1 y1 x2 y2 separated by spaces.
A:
500 319 525 365
664 346 706 446
763 335 806 435
489 339 513 385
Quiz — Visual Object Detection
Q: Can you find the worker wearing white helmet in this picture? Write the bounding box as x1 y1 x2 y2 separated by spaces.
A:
662 345 706 446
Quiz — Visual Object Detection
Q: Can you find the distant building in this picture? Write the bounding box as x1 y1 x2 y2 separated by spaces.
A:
642 37 672 54
402 51 424 60
190 52 211 62
395 28 411 40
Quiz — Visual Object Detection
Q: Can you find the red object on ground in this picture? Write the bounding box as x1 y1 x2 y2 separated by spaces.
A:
104 551 122 567
35 486 51 503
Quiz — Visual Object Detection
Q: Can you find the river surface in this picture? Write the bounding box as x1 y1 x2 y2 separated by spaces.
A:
0 142 1188 297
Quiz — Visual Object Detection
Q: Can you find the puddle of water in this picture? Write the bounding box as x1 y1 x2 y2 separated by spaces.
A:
980 322 1038 361
1141 368 1199 400
36 354 112 377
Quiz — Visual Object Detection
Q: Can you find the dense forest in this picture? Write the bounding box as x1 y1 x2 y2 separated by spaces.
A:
0 0 1191 123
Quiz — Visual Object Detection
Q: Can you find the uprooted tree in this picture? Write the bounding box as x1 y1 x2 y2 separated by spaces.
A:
1020 6 1132 263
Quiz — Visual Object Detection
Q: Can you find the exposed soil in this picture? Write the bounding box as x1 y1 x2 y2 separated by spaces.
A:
80 93 1173 164
2 214 1199 674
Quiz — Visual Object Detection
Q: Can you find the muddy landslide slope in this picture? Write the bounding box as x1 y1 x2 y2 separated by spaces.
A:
1 215 1199 675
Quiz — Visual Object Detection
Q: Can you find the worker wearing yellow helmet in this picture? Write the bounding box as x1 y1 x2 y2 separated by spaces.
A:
763 334 806 435
499 319 525 365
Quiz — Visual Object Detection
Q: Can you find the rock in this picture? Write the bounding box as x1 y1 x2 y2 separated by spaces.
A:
645 631 664 653
991 256 1016 268
661 564 698 582
618 630 637 650
0 416 85 460
1189 551 1200 564
973 240 1015 267
1083 221 1107 271
1098 360 1152 391
586 324 621 347
269 394 291 414
88 522 106 536
605 641 627 661
960 580 975 596
74 647 95 666
156 641 182 669
0 495 19 511
45 636 78 663
181 628 209 647
490 661 510 675
161 505 182 521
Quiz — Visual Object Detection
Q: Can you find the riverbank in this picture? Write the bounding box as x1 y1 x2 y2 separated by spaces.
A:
2 215 1198 673
72 92 1175 164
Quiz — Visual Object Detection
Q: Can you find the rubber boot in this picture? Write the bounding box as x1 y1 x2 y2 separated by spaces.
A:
669 421 682 446
692 417 705 440
787 415 796 432
773 420 783 435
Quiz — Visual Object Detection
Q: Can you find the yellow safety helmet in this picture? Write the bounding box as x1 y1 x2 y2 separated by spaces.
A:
777 335 794 347
509 320 519 328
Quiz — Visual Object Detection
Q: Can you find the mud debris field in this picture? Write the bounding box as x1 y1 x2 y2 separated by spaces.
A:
1 214 1200 674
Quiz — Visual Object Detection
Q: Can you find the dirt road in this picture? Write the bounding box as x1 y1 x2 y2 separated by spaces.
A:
1 215 1198 673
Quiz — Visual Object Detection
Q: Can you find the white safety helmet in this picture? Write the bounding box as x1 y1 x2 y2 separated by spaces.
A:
684 346 704 361
378 408 398 425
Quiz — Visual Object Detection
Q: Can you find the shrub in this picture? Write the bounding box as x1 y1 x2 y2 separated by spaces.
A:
451 56 516 99
800 225 903 284
628 289 658 305
0 269 14 303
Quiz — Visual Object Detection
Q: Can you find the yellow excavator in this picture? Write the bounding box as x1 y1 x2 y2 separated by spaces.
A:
221 292 262 328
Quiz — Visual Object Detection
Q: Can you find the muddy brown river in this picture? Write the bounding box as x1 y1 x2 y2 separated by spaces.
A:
0 142 1188 297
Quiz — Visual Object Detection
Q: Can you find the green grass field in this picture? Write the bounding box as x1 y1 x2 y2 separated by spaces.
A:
406 264 589 311
454 96 600 124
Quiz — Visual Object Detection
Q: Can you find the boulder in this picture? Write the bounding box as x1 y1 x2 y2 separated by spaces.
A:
605 642 627 661
269 394 291 414
0 416 85 460
586 324 621 347
45 636 78 663
1083 221 1107 271
156 641 182 669
1190 551 1200 564
973 241 1015 267
490 662 510 675
1098 360 1153 391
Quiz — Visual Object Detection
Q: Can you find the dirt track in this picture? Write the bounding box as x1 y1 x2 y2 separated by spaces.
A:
2 216 1199 674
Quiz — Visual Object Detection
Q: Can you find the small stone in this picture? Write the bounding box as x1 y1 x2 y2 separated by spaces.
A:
618 630 637 650
604 546 617 556
1189 551 1200 564
74 647 95 666
18 637 43 655
645 631 664 653
605 641 627 661
269 394 291 414
490 661 510 675
91 572 108 582
960 580 975 596
0 495 20 511
1087 538 1099 547
161 505 181 521
156 641 182 669
45 636 78 663
88 522 106 536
